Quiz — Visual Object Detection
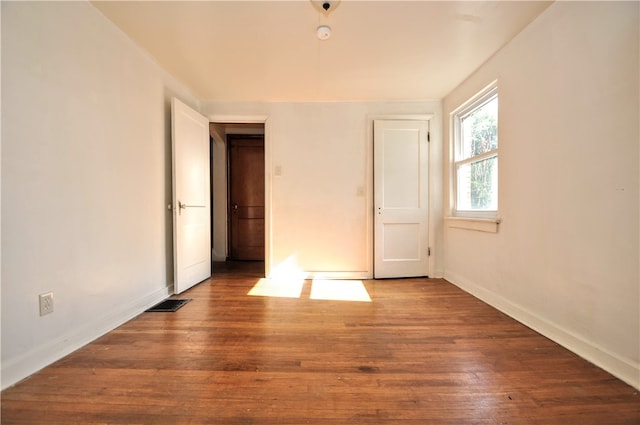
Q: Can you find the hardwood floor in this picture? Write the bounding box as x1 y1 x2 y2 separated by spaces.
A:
2 262 638 424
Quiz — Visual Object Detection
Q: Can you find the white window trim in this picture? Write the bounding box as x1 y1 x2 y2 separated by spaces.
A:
450 81 499 222
446 216 501 233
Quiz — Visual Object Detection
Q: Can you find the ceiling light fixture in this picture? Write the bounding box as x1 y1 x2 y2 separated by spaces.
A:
311 0 340 40
310 0 341 16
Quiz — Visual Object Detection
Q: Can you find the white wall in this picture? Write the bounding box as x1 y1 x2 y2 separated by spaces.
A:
202 101 443 280
443 2 639 388
1 1 198 389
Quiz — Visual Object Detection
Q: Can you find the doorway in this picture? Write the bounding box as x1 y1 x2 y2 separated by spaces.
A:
209 123 266 274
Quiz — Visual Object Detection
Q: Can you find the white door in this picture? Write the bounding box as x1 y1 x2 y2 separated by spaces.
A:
172 98 211 293
374 120 429 278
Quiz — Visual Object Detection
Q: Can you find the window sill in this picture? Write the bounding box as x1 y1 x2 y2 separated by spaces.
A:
446 216 501 233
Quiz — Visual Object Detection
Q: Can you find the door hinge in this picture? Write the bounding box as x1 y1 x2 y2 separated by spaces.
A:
427 131 430 142
428 247 431 256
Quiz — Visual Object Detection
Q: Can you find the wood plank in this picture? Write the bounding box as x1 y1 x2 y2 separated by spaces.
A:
2 262 638 424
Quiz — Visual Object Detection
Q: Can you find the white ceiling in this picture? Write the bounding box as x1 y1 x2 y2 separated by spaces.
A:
91 0 552 102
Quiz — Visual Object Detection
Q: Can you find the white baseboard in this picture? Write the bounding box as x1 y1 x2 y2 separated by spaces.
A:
1 285 172 390
444 271 639 390
212 254 226 262
266 270 373 280
305 271 372 280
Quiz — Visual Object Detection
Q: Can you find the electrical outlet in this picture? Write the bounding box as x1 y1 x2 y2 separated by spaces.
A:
39 292 54 316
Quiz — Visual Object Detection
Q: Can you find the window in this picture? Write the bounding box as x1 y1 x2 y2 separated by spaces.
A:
452 83 498 218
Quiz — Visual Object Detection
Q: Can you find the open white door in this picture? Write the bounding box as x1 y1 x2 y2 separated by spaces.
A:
374 120 429 278
172 98 211 293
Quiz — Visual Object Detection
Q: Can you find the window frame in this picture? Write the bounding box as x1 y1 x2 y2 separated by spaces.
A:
451 82 499 220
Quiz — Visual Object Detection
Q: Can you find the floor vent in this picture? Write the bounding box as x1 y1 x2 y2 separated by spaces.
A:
146 299 191 312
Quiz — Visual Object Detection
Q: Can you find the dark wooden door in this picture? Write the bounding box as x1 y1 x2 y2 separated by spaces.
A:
228 135 264 260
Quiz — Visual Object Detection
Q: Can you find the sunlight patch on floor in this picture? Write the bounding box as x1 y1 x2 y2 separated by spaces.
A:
247 278 304 299
310 279 372 302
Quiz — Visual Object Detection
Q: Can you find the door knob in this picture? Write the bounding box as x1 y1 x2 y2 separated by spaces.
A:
177 201 186 216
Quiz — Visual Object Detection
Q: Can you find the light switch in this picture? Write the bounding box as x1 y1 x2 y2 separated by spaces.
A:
274 165 282 176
